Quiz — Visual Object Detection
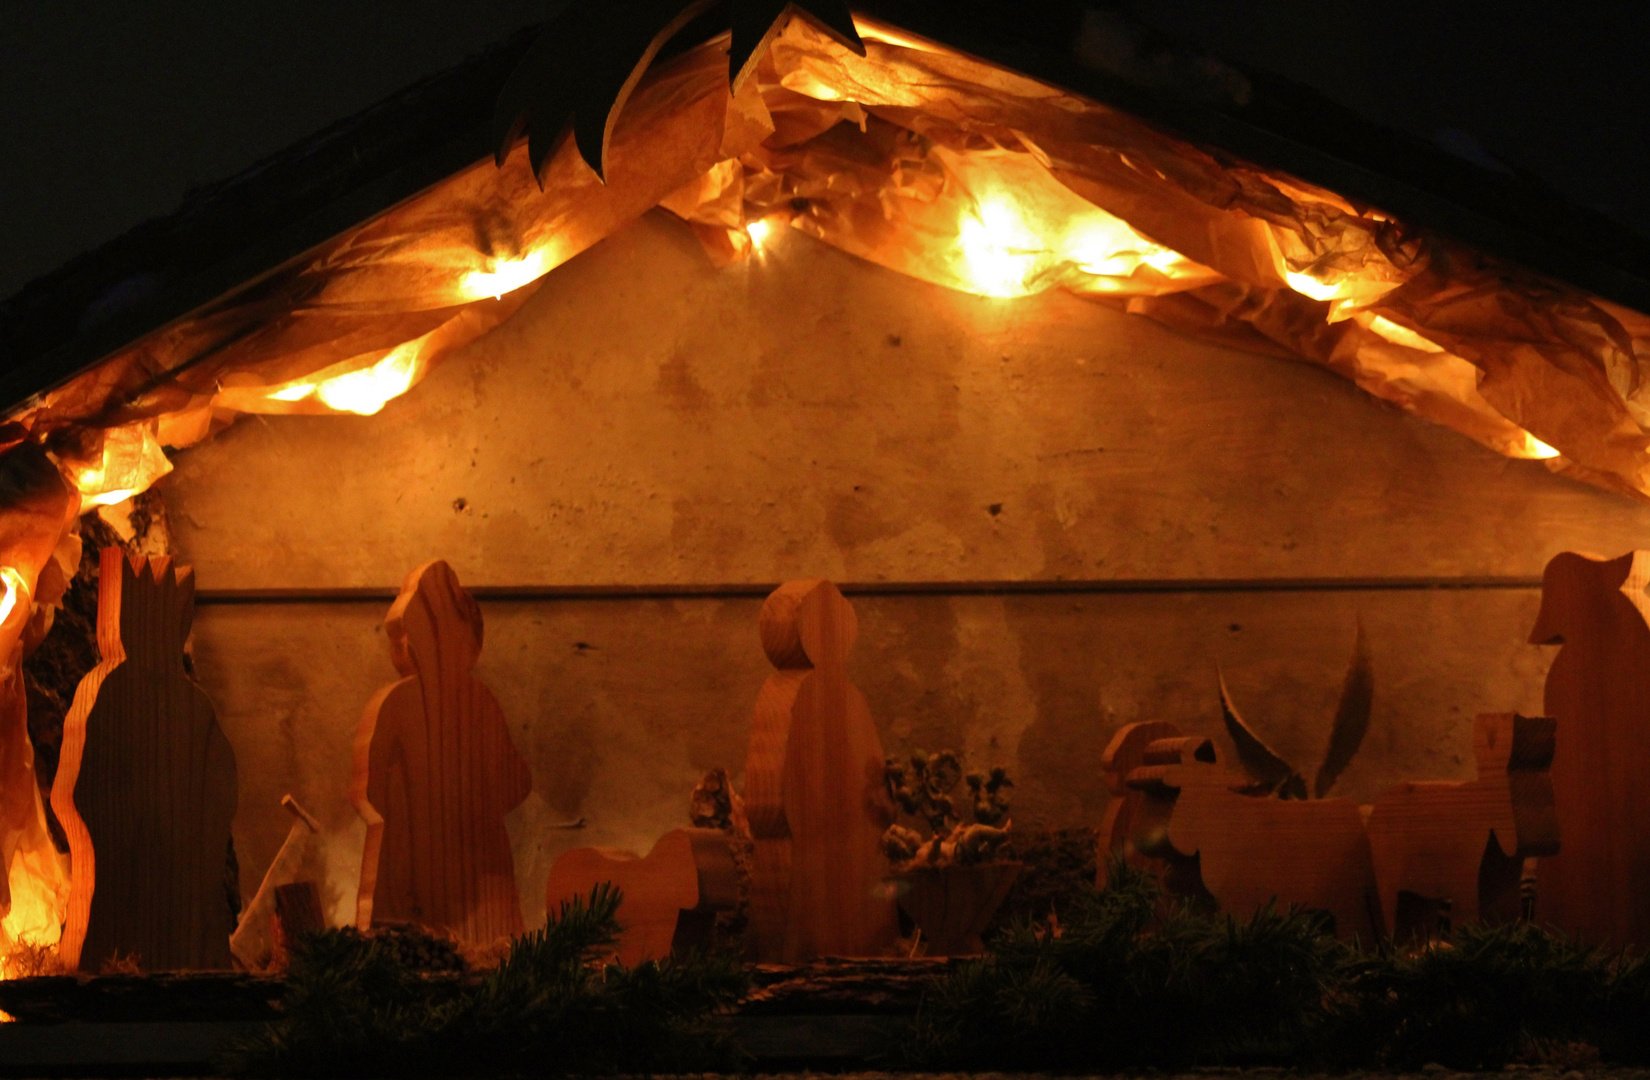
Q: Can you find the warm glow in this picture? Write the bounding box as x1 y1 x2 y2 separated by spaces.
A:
311 341 421 416
746 217 774 250
67 422 173 509
269 383 318 402
0 568 21 628
460 250 551 301
958 197 1042 298
1364 314 1445 353
1284 270 1343 303
1519 432 1562 460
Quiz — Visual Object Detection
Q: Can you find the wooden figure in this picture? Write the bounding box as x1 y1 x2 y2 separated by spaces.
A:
1096 720 1179 886
1529 550 1650 949
1366 713 1558 941
353 560 532 946
743 579 898 962
1121 721 1379 940
544 827 738 965
50 549 239 971
230 794 322 971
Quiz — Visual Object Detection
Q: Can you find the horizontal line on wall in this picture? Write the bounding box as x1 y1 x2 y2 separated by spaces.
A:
193 576 1547 605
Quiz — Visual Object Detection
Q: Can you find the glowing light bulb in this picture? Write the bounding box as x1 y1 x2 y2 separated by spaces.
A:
1522 432 1561 460
958 197 1040 297
1284 270 1341 302
0 568 21 626
460 251 550 301
314 341 420 416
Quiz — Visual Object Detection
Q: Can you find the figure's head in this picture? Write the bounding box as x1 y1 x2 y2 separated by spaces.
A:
385 560 483 676
1529 550 1649 645
759 578 856 670
100 550 195 666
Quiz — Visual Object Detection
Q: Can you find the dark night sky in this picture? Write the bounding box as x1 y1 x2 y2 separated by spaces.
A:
2 1 1647 302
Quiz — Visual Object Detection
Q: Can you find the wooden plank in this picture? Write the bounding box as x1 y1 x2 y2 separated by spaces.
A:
744 581 898 962
50 549 238 972
1366 712 1558 939
190 577 1549 604
352 560 532 946
1530 550 1650 950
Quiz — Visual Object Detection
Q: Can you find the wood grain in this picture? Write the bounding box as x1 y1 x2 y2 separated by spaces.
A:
50 549 238 972
1366 712 1558 940
352 560 532 946
544 826 737 965
1124 722 1379 940
743 580 898 962
1530 551 1650 949
1096 720 1179 886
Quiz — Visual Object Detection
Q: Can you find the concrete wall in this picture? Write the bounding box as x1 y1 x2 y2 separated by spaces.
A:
161 211 1650 926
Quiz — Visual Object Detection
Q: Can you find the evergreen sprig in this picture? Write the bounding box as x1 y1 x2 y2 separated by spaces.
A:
223 885 747 1078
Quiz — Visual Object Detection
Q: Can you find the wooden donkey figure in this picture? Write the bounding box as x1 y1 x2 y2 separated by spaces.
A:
744 579 898 962
353 560 532 946
53 549 238 971
1116 722 1380 940
1365 712 1558 941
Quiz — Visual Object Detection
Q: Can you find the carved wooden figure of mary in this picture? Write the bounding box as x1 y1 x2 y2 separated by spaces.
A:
352 560 531 945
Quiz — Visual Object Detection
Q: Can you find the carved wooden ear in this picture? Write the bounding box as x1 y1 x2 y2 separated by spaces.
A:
1100 721 1182 796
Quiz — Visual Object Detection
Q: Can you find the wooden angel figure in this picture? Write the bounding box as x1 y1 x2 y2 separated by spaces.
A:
51 549 238 971
1529 550 1650 949
352 560 532 945
743 579 898 962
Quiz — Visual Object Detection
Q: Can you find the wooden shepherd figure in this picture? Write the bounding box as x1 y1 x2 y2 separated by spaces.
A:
1528 550 1650 950
52 549 238 971
743 579 898 962
353 560 531 946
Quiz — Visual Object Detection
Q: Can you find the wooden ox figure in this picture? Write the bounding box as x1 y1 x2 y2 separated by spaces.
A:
1528 550 1650 950
1365 712 1558 942
1116 721 1379 940
544 827 739 966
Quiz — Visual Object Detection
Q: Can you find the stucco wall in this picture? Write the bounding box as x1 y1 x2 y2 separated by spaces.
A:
160 210 1650 926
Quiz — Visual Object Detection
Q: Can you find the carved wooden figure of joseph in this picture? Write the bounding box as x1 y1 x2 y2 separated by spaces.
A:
353 560 532 944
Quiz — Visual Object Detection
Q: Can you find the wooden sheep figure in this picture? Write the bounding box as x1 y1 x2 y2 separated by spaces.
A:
743 579 898 962
1365 712 1557 942
1119 721 1380 940
353 560 532 946
544 828 739 965
52 550 238 971
1528 550 1650 950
